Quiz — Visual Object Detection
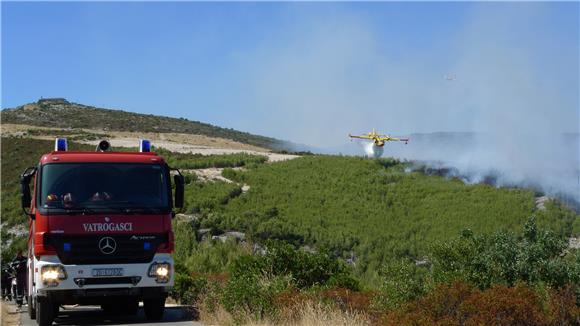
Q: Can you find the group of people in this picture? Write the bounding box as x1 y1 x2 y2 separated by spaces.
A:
1 251 28 308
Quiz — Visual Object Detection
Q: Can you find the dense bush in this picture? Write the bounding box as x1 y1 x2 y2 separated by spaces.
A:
229 241 359 291
373 259 431 309
173 218 250 275
196 241 360 323
371 220 580 325
185 240 250 275
172 220 198 264
430 217 579 290
221 271 289 322
171 272 208 305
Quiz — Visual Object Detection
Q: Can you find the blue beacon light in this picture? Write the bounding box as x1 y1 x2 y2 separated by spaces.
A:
54 138 68 151
139 139 151 153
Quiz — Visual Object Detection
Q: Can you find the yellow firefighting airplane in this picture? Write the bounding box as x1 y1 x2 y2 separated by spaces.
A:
348 129 410 146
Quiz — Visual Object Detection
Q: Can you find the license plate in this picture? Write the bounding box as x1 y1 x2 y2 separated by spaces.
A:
92 268 123 277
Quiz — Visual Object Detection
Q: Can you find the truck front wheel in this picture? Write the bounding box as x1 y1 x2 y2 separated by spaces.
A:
36 297 55 326
143 297 165 321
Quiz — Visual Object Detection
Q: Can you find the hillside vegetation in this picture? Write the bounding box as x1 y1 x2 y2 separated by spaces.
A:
1 98 286 150
183 155 579 284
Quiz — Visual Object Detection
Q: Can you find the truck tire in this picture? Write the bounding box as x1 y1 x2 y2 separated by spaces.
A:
28 295 36 319
36 297 55 326
143 297 165 321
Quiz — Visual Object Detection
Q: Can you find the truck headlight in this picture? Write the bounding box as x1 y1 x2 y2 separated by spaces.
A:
41 265 67 286
148 262 171 283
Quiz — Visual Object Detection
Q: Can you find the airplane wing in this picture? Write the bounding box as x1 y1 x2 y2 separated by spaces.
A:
349 134 372 140
378 136 410 144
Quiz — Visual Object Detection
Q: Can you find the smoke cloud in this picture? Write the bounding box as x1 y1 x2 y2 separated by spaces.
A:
231 4 579 203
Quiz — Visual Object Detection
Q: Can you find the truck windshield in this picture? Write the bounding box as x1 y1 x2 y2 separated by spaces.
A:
40 163 170 212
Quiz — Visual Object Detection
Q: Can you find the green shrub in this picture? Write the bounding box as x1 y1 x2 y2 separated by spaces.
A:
185 240 250 275
173 220 198 263
218 241 359 322
430 217 578 289
259 241 358 290
222 168 243 182
171 272 209 305
221 272 290 322
373 259 430 309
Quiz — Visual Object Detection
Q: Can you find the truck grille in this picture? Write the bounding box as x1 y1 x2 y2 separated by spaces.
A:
74 277 141 286
44 234 167 265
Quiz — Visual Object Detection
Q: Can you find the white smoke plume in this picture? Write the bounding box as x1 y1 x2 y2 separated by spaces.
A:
228 3 579 204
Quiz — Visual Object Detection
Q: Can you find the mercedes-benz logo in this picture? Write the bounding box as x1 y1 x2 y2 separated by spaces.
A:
98 237 117 255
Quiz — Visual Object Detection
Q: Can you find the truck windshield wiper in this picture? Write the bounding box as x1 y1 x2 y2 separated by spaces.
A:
96 204 166 214
63 207 98 215
119 207 166 214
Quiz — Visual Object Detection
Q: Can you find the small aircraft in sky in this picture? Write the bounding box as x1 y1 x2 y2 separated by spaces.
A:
444 74 456 81
348 129 410 147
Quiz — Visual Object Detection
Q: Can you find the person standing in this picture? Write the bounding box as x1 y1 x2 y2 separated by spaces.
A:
1 264 12 301
11 251 27 308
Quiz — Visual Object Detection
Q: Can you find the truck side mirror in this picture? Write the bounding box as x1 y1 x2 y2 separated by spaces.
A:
21 177 32 208
173 174 184 208
20 167 36 216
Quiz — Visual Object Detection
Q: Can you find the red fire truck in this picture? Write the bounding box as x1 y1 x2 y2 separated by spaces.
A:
20 139 184 325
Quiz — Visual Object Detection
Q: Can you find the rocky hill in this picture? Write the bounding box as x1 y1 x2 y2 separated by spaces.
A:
1 98 288 150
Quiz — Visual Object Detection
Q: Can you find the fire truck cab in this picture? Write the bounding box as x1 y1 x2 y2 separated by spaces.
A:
20 139 184 326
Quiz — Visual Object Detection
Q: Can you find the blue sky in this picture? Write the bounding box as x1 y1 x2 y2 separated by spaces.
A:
2 2 578 144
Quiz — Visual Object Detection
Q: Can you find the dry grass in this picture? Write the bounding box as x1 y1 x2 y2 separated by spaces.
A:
199 300 371 326
273 301 371 326
198 302 235 326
